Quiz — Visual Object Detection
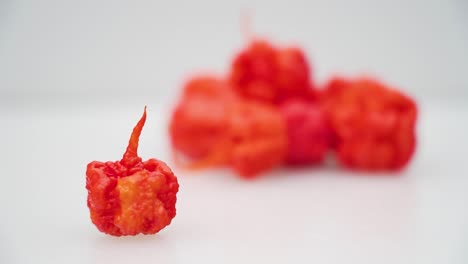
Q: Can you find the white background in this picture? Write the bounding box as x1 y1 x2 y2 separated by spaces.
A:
1 0 468 263
1 0 468 105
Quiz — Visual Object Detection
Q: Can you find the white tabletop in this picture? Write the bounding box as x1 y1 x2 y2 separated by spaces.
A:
1 102 467 264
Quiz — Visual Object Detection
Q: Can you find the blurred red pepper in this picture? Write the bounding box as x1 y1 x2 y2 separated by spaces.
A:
230 40 314 104
170 76 287 177
228 100 287 177
86 107 179 236
170 76 235 160
279 99 331 165
322 78 417 170
181 75 237 99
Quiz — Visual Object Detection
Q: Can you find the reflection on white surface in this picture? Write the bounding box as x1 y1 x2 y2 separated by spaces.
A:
0 104 467 263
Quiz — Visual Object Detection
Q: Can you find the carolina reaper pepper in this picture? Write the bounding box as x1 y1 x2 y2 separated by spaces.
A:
275 47 313 101
279 99 331 165
229 40 313 104
322 78 417 170
170 76 235 160
169 77 287 177
86 107 179 236
228 99 287 177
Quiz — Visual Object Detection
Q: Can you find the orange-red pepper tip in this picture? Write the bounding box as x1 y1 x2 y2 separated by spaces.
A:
122 107 147 164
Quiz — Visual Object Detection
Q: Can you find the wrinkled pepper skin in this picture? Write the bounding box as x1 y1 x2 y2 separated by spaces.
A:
322 78 417 170
279 99 331 165
170 76 234 160
169 77 287 177
228 100 288 178
86 108 179 236
170 94 230 160
229 40 313 104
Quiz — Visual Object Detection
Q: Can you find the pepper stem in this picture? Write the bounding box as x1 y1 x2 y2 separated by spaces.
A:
122 106 147 166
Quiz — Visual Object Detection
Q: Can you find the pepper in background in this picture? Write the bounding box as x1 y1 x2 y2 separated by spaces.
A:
279 99 331 165
229 40 314 104
170 76 234 161
228 100 287 177
181 75 236 99
86 107 179 236
169 76 287 177
321 78 418 170
169 32 418 175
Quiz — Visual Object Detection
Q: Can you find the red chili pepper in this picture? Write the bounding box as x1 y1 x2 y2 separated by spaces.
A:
170 76 235 160
279 99 331 165
169 78 287 177
228 100 287 178
275 47 312 101
230 40 313 104
230 40 277 102
86 107 179 236
322 78 417 170
170 94 231 160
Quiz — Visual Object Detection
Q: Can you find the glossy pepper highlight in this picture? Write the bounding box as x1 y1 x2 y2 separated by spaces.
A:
86 107 179 236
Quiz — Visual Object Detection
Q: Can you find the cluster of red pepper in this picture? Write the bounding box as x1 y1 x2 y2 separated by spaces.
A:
170 39 418 178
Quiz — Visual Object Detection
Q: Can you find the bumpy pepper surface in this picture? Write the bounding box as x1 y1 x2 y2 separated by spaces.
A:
322 78 417 170
86 108 179 236
229 40 313 104
170 76 235 160
169 77 287 177
279 99 331 165
228 99 288 177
